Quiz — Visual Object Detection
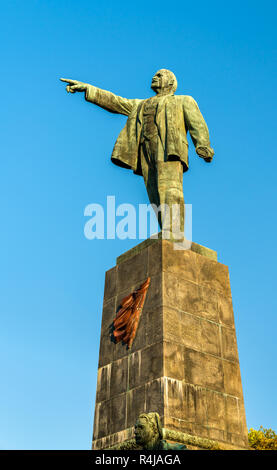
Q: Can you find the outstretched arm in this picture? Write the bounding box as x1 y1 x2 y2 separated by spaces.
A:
60 78 141 116
183 96 214 162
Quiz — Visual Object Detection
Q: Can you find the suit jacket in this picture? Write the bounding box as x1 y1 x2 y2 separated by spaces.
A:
85 85 214 176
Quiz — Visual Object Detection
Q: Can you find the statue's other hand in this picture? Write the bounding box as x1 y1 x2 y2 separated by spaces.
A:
60 78 88 93
196 146 214 163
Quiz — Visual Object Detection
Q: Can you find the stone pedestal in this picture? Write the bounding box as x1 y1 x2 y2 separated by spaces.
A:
92 239 248 450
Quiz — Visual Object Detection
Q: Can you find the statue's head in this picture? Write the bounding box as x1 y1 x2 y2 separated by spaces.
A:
134 412 163 448
151 69 177 95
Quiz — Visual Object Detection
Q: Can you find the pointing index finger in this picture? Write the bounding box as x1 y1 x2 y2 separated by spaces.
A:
60 78 78 84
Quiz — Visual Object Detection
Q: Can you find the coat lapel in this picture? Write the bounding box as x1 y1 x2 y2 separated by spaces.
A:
155 95 167 150
136 100 145 125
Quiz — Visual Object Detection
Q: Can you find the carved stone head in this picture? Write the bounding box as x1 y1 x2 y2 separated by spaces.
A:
151 69 177 95
134 412 163 449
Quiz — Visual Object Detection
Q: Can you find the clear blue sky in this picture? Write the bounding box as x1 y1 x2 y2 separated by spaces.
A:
0 0 276 449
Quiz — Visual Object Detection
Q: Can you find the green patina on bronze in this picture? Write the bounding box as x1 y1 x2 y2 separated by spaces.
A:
60 70 214 236
134 412 187 450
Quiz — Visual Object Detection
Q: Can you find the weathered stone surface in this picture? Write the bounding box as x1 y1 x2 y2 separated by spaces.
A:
185 384 207 425
163 241 199 283
109 393 127 435
116 237 157 265
185 349 224 392
207 427 226 443
238 399 248 439
126 386 146 429
110 357 128 399
199 285 219 322
92 239 248 449
221 326 239 362
163 307 182 343
163 416 194 435
218 294 235 327
200 319 221 356
93 400 111 440
103 266 117 302
164 342 185 381
145 307 163 347
190 242 217 261
98 298 116 368
129 343 163 389
116 237 217 266
206 390 225 430
223 360 244 398
225 395 241 435
96 363 112 403
197 256 231 296
117 249 148 294
148 239 163 276
145 379 164 418
143 271 163 311
164 377 186 420
163 272 200 313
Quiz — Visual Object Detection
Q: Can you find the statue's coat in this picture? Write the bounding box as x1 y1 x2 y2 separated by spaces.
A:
85 86 213 176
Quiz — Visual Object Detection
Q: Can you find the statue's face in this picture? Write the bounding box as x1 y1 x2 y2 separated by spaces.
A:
151 70 170 92
134 418 154 446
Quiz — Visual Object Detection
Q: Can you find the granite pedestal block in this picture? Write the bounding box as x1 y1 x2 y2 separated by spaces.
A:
92 239 248 450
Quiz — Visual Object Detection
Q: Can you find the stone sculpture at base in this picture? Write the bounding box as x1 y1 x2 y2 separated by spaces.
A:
135 412 187 450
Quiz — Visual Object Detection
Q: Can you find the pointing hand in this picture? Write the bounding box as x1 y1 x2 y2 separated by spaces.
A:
60 78 88 93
